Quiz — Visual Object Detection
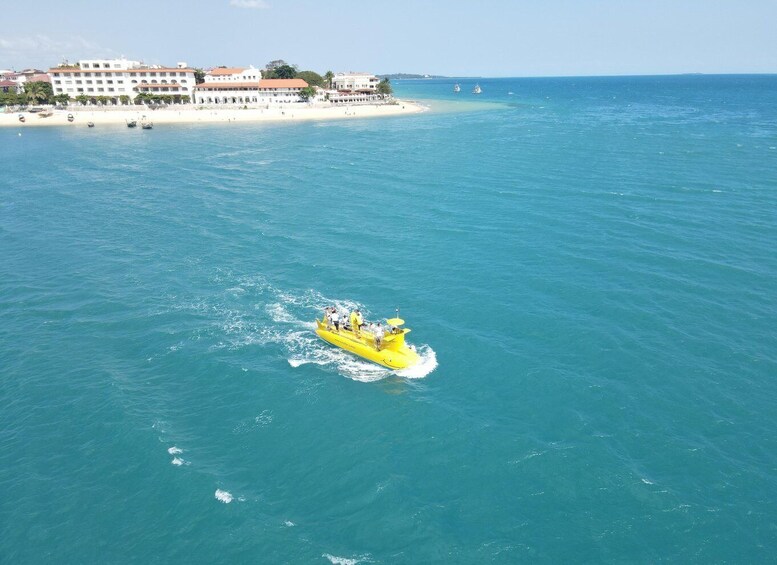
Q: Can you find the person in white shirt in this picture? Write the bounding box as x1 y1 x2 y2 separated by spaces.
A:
374 322 384 350
330 309 340 331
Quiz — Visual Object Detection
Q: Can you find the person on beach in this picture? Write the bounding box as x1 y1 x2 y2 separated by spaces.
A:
374 322 384 350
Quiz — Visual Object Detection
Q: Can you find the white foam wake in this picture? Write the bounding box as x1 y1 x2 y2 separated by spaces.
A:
322 554 371 565
174 273 438 382
215 489 233 503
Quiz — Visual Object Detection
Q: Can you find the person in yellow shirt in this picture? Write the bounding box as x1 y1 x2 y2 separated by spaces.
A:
350 309 363 336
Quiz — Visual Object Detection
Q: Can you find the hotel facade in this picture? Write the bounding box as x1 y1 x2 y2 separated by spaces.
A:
48 58 196 103
193 67 309 105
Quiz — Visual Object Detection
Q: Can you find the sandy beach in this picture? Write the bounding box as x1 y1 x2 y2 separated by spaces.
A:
0 100 425 128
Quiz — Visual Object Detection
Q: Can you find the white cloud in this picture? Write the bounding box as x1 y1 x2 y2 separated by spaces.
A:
229 0 270 8
0 34 120 68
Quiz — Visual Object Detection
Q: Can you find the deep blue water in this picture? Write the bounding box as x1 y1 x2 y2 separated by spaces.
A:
2 75 776 563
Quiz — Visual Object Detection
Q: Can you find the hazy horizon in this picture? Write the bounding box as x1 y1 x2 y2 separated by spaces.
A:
1 0 776 77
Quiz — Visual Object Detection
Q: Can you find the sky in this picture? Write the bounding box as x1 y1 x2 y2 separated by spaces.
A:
1 0 776 76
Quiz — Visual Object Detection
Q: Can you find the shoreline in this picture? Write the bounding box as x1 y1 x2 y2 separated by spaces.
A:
0 100 426 128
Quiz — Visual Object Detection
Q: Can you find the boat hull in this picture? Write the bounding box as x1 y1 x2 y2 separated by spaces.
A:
315 321 419 369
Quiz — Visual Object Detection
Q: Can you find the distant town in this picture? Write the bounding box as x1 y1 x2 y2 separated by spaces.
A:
0 58 394 108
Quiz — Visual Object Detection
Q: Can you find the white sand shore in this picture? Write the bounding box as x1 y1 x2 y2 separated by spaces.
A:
0 101 425 128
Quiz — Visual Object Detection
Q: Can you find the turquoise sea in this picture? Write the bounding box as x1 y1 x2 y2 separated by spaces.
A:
2 75 777 563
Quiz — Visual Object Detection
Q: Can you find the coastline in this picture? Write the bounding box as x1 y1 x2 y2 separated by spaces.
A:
0 100 426 128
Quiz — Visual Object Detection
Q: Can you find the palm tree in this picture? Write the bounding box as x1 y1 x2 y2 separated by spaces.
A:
24 82 47 105
324 70 334 89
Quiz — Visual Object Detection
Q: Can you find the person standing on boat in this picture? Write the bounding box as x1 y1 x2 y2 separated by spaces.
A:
324 307 334 330
350 309 363 336
374 322 384 350
330 309 340 332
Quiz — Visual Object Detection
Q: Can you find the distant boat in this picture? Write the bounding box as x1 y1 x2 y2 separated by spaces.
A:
473 84 482 94
141 121 153 130
87 122 95 128
127 120 137 128
67 113 74 122
454 83 461 93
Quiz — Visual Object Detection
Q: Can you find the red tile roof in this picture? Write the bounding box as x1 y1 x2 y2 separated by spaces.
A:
196 82 259 89
257 79 308 88
209 67 246 75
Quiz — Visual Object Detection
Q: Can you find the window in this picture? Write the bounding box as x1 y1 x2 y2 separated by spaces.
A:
103 63 109 68
93 63 100 68
76 80 83 84
77 88 83 92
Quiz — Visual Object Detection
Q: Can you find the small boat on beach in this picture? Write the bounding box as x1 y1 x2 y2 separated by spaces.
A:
141 121 153 130
315 311 420 369
454 83 461 92
67 113 74 122
473 84 482 94
87 122 95 128
38 110 53 118
18 114 25 123
126 120 137 128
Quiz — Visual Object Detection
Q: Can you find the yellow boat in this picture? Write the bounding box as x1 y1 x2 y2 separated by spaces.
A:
315 315 420 369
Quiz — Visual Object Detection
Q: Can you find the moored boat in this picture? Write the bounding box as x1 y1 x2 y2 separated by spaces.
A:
473 84 482 94
454 83 461 92
127 119 137 128
315 313 420 369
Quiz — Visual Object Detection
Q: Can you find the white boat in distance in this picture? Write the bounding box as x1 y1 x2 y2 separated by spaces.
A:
473 84 482 94
454 83 461 92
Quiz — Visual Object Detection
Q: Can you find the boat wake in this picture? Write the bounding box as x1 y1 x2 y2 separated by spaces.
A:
180 272 438 382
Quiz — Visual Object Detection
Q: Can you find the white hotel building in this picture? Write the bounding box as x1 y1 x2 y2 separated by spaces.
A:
331 72 379 93
193 67 309 105
48 58 196 103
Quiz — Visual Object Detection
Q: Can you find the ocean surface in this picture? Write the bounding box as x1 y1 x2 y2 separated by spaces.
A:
2 75 776 563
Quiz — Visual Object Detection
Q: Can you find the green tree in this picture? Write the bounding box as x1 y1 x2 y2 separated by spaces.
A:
194 68 205 84
24 81 53 105
54 93 71 105
376 78 393 96
119 95 130 105
297 71 324 88
96 95 109 105
0 90 21 106
272 64 297 79
324 70 334 89
75 94 89 105
298 85 317 102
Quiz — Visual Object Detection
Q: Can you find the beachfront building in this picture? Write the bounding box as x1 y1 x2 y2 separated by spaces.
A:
0 80 22 94
48 58 196 104
328 72 386 104
331 72 379 94
194 76 309 105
